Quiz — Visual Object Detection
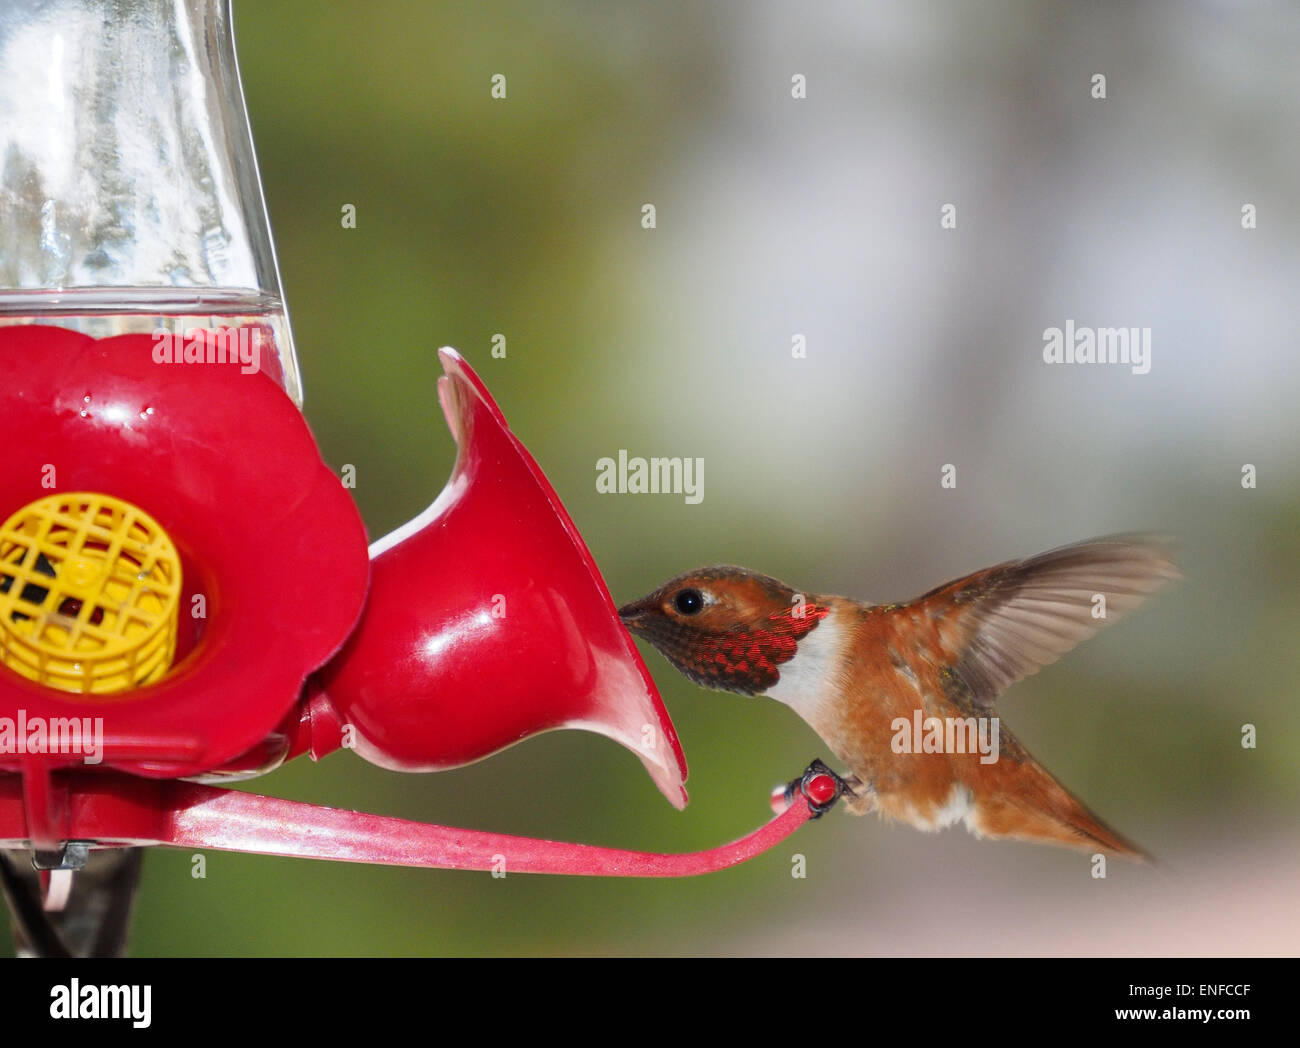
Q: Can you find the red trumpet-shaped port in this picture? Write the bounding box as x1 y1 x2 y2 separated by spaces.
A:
318 349 689 808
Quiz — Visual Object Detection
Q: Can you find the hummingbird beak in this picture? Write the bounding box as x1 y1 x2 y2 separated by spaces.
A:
617 599 650 628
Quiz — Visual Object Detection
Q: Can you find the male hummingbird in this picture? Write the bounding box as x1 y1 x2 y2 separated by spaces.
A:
619 534 1179 860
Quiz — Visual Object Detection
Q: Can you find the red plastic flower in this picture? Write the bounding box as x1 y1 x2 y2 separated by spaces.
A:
0 325 370 778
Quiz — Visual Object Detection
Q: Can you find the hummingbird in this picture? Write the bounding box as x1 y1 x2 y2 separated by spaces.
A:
618 534 1179 860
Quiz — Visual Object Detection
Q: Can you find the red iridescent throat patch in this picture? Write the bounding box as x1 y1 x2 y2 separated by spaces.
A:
679 604 830 694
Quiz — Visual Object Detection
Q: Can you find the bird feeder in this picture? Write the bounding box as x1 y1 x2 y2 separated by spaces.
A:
0 0 844 945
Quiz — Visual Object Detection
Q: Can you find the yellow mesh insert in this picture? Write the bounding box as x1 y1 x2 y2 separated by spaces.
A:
0 493 181 695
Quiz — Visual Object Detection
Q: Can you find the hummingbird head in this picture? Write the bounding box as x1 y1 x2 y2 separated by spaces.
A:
618 566 828 695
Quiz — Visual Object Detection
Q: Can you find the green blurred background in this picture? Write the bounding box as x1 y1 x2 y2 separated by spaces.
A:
8 0 1300 955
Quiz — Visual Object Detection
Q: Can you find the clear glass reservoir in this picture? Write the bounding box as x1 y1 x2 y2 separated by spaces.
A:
0 0 302 405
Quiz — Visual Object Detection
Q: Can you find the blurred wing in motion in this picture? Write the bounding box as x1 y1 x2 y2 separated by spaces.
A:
901 533 1181 710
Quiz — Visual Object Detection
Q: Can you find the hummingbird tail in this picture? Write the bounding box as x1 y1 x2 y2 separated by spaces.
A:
970 758 1151 862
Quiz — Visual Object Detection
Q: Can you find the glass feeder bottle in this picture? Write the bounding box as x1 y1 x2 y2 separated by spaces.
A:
0 0 302 405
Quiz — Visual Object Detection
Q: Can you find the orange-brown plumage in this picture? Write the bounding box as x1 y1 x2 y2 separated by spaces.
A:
620 534 1180 860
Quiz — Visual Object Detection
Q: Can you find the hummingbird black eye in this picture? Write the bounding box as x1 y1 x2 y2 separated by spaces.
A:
673 588 704 615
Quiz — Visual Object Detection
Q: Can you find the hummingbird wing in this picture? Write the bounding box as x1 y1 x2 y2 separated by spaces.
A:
899 533 1180 711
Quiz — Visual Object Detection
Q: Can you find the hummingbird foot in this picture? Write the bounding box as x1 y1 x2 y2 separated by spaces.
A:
837 773 877 815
